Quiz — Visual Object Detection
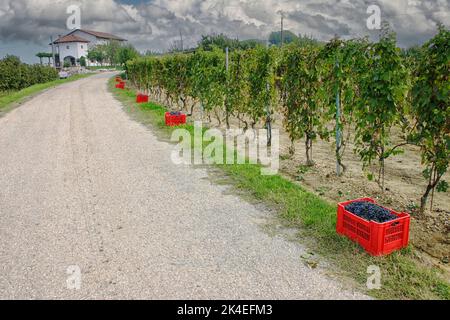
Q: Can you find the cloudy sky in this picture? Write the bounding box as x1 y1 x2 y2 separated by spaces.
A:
0 0 449 63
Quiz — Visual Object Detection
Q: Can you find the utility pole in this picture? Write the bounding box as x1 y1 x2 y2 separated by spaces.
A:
50 36 56 68
225 47 229 71
280 14 284 47
179 30 184 52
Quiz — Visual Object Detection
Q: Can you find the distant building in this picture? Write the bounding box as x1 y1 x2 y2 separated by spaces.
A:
50 29 126 67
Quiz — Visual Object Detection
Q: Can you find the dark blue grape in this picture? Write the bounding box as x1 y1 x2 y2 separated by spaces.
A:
344 201 397 223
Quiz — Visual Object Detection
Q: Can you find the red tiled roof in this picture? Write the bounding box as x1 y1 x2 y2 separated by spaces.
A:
76 29 126 41
52 34 90 44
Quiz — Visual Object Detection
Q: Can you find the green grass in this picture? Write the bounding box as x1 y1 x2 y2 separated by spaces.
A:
87 66 123 71
0 73 94 113
110 78 450 300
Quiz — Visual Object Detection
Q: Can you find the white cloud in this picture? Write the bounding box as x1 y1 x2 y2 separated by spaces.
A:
0 0 448 63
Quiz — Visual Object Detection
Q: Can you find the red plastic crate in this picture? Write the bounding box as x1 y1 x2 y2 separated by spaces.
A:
165 112 186 126
115 83 125 89
115 77 122 82
336 198 410 256
136 94 149 103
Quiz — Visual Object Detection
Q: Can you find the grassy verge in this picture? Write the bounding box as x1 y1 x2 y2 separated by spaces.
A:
87 66 123 71
109 78 449 300
0 73 94 113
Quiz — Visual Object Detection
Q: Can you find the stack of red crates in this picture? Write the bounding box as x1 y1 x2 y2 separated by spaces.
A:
115 81 125 89
136 93 149 103
165 112 186 126
336 198 410 256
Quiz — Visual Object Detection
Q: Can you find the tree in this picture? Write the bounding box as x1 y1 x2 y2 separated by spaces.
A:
43 53 53 65
103 40 122 66
198 34 240 51
0 55 58 91
269 31 298 46
79 56 87 67
87 46 105 65
144 50 161 56
88 42 139 67
239 39 267 50
117 45 139 67
410 24 449 215
36 52 53 66
36 52 45 65
88 41 120 66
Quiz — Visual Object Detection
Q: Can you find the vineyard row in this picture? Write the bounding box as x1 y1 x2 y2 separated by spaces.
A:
126 26 449 215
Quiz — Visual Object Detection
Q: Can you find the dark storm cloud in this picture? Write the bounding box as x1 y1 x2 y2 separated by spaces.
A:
0 0 448 63
286 11 351 38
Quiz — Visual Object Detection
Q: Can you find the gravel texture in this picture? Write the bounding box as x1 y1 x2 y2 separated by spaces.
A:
0 73 368 299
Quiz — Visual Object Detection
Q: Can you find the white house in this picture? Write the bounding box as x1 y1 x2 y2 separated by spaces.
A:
51 29 126 67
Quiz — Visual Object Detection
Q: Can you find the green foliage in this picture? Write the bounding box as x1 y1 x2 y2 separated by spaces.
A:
198 34 267 51
126 25 449 214
239 39 267 50
191 49 226 113
0 55 58 92
410 24 450 214
117 45 139 67
242 46 276 127
79 56 87 67
103 40 122 66
226 50 248 125
269 30 298 46
280 44 328 165
353 27 410 189
269 31 321 47
161 53 193 109
318 37 368 173
88 42 140 66
36 52 53 65
198 34 241 51
87 46 105 65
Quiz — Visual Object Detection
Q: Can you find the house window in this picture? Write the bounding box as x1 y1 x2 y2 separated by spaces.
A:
81 45 83 49
66 45 70 49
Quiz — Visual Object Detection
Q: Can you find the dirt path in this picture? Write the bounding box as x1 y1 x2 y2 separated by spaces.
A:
0 73 367 299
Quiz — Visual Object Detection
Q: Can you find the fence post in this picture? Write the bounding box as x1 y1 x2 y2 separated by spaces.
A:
225 47 230 129
335 59 341 176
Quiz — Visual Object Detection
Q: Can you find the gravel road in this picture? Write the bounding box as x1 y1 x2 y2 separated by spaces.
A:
0 73 367 299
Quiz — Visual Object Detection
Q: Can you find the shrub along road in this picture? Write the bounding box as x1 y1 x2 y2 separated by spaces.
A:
0 73 367 299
